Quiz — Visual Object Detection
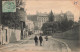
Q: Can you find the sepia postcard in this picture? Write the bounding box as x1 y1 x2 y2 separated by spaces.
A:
0 0 80 52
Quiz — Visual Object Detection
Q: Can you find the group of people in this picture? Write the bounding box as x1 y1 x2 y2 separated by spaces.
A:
34 35 48 46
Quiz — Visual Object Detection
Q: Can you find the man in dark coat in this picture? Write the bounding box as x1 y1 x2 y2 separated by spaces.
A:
39 35 43 46
34 36 38 46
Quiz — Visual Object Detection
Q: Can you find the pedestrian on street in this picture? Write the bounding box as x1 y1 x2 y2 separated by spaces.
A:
39 35 43 46
34 35 38 46
45 35 48 41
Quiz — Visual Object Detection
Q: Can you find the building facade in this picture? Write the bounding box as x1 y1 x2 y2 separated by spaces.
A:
0 26 21 45
27 12 49 34
27 11 74 34
54 11 74 22
37 12 49 29
66 11 74 21
26 20 34 31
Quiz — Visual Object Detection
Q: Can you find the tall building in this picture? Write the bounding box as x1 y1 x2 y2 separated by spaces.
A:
54 14 62 22
65 11 74 21
37 12 49 29
27 12 49 29
54 13 66 22
27 15 37 28
54 11 74 22
27 11 74 34
27 12 49 34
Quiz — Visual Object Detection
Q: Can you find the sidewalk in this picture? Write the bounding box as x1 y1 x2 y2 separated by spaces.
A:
0 35 33 50
0 45 4 48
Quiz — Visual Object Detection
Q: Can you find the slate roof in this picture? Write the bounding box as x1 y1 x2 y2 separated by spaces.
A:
27 15 37 21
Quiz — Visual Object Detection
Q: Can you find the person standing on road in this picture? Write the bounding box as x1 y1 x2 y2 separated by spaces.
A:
45 35 48 41
34 35 38 46
39 35 43 46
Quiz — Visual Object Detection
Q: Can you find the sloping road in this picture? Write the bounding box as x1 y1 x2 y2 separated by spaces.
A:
0 36 71 52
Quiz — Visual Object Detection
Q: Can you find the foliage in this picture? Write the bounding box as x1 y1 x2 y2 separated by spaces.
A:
58 17 74 31
2 0 26 29
41 22 58 35
2 10 21 29
48 10 54 22
41 13 74 35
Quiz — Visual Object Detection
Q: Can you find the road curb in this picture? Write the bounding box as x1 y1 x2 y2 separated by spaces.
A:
52 38 71 52
0 45 13 50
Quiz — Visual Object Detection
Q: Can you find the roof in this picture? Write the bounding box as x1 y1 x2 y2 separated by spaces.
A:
27 15 37 21
65 11 74 16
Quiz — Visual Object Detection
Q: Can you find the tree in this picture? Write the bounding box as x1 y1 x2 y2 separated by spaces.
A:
68 20 74 28
2 0 26 29
41 10 58 35
59 14 74 31
48 10 54 22
41 11 74 35
41 21 58 35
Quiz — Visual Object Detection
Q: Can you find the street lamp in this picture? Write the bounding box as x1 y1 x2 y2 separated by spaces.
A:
20 21 24 39
20 20 25 39
0 0 2 45
0 0 2 25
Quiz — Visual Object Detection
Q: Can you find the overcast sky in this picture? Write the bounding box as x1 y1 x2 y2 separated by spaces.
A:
23 0 80 22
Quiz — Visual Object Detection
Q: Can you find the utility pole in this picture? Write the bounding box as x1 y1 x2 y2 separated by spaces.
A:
20 21 24 39
0 0 2 25
0 0 2 45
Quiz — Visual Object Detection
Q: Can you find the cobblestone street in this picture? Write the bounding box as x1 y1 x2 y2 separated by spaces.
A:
0 35 71 52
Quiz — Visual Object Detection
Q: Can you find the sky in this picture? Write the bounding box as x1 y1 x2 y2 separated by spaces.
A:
23 0 80 22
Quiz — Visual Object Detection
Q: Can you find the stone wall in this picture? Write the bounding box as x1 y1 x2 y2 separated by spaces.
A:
9 29 21 43
0 27 21 44
53 26 79 40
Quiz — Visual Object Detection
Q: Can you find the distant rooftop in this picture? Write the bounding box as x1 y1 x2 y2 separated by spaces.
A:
27 15 37 21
